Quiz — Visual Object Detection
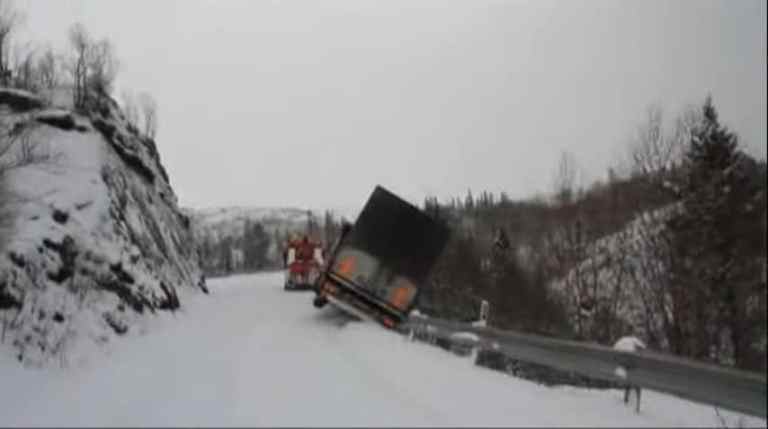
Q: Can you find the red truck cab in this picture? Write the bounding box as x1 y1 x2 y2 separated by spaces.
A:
284 236 324 291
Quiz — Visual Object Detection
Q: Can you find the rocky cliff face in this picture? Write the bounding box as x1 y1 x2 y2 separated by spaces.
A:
0 88 205 366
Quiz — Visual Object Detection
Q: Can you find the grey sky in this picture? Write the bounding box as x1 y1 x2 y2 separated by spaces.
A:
15 0 767 212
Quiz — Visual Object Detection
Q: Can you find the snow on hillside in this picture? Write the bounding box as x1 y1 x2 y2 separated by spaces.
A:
548 205 679 346
0 88 205 367
0 272 762 427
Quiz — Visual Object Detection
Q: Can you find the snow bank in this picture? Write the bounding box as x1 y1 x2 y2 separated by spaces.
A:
614 336 646 353
0 88 205 366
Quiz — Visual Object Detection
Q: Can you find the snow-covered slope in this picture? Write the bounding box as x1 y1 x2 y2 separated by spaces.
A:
0 272 762 427
0 88 205 366
548 205 678 347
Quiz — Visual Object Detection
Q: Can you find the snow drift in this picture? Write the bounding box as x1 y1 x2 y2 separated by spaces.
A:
0 88 205 366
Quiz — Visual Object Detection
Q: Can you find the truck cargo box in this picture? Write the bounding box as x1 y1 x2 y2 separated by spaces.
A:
316 186 450 326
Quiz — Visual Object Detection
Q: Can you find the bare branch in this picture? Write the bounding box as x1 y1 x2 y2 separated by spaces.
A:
36 45 58 90
120 90 139 129
87 38 118 96
138 92 157 139
0 0 24 84
553 151 578 205
68 22 90 109
627 104 701 182
0 122 50 176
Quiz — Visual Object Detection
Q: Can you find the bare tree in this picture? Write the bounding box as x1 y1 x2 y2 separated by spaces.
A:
1 121 41 251
11 42 37 91
138 92 157 139
553 151 579 205
627 104 700 187
67 22 90 109
1 118 52 255
36 45 58 90
0 0 22 86
120 90 139 128
66 23 119 110
618 105 703 354
87 38 118 96
628 105 668 177
0 122 49 176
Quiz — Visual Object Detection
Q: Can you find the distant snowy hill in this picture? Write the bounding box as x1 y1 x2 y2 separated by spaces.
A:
187 206 318 243
185 205 357 275
186 205 359 241
0 88 205 366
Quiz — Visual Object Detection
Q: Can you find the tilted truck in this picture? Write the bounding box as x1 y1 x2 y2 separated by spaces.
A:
312 185 450 328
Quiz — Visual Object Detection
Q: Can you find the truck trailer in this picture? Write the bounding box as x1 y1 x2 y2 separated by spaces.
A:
312 186 450 328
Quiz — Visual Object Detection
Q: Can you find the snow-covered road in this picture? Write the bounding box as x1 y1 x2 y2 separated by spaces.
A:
1 272 764 427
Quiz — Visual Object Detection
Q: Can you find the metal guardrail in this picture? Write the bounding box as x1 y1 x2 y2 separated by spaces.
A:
401 315 767 418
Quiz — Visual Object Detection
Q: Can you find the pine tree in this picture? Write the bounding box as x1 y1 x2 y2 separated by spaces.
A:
465 189 474 211
500 192 511 206
665 95 759 365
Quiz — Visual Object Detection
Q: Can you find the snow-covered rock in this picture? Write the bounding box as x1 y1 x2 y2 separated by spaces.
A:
613 336 647 353
0 88 205 367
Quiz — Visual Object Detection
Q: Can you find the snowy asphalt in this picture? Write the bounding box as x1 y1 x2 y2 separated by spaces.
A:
1 272 763 427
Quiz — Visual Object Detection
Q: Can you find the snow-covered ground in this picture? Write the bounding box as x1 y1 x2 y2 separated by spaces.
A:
1 272 764 427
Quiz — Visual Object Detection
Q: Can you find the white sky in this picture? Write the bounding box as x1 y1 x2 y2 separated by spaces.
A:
14 0 768 212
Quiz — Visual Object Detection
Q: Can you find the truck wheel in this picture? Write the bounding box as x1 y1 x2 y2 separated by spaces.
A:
313 296 328 308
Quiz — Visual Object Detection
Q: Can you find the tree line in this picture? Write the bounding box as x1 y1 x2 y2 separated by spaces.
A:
0 0 156 138
198 210 345 277
420 97 766 372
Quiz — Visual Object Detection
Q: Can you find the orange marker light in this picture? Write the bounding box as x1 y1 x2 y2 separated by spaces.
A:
391 286 410 310
337 257 355 276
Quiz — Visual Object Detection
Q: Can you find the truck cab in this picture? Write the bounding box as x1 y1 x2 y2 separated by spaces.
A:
284 236 324 290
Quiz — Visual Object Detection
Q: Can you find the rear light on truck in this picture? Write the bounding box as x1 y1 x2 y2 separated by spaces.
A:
323 282 338 294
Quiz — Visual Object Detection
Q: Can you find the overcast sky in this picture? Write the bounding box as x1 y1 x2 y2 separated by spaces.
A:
15 0 767 212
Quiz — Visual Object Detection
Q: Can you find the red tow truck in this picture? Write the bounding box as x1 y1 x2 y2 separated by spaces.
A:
283 236 324 291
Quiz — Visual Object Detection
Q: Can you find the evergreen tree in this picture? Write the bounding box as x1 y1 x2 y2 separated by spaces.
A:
666 96 762 366
500 191 511 207
465 189 474 211
244 222 270 269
